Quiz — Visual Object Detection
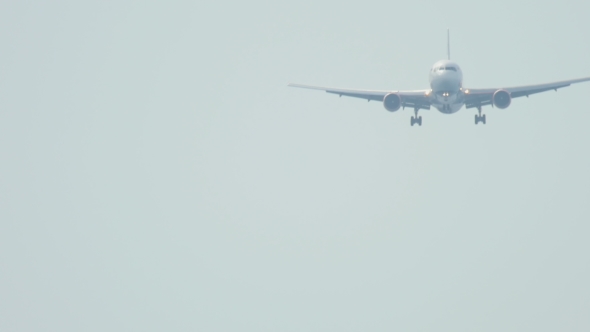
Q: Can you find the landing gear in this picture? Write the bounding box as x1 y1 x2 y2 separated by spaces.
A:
410 108 422 126
475 114 486 125
474 106 486 125
411 116 422 126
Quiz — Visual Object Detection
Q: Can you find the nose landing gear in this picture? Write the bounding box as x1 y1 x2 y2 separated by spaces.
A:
475 106 486 125
410 108 422 126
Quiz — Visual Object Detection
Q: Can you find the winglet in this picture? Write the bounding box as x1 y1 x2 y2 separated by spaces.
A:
447 29 450 60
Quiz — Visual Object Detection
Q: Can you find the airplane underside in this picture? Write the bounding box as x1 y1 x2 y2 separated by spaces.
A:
410 101 489 126
433 102 463 114
410 102 486 126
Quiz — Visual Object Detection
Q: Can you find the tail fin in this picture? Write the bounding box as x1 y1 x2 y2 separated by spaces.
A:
447 29 450 60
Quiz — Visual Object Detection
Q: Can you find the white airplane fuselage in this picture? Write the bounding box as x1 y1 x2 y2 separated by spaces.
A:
429 60 464 114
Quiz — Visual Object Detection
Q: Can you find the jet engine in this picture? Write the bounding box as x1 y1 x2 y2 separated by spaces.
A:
383 93 402 112
492 89 511 109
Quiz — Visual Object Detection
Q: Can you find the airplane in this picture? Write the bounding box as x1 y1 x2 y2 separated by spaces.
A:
288 30 590 126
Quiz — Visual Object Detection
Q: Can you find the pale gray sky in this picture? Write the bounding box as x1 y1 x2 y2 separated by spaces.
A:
1 1 590 331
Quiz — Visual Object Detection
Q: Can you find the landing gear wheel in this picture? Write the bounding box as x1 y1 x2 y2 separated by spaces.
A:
475 114 487 125
475 106 486 125
411 107 422 127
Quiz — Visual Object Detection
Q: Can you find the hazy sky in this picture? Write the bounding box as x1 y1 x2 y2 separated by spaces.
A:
1 1 590 331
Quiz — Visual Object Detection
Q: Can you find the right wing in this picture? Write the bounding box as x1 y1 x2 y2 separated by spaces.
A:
464 77 590 109
288 83 432 110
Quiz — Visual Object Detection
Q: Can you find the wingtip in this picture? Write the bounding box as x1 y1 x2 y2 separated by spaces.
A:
288 83 305 88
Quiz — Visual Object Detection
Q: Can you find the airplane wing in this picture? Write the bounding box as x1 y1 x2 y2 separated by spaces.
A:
288 83 432 110
464 77 590 109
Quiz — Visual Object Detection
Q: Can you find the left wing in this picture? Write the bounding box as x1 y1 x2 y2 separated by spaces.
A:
288 83 432 110
464 77 590 109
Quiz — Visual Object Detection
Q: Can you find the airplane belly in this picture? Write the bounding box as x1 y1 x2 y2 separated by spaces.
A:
431 90 465 114
435 102 464 114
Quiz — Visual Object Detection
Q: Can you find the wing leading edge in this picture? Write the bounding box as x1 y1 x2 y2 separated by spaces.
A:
290 76 590 111
464 77 590 109
288 83 432 110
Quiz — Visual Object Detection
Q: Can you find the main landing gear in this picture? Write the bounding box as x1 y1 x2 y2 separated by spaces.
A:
475 106 486 125
411 108 422 126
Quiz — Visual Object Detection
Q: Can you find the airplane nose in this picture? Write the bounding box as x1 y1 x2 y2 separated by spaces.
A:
433 76 455 91
433 71 461 91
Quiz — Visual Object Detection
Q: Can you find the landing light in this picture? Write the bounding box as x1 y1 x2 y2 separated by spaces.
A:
465 89 470 94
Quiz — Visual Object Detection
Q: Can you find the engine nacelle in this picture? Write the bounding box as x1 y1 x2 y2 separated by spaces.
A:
493 89 511 109
383 93 402 112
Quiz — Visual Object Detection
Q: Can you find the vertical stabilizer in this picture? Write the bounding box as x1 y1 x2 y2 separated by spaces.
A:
447 29 450 60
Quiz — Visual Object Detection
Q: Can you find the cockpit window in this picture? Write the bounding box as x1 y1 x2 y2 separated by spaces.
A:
445 66 457 71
